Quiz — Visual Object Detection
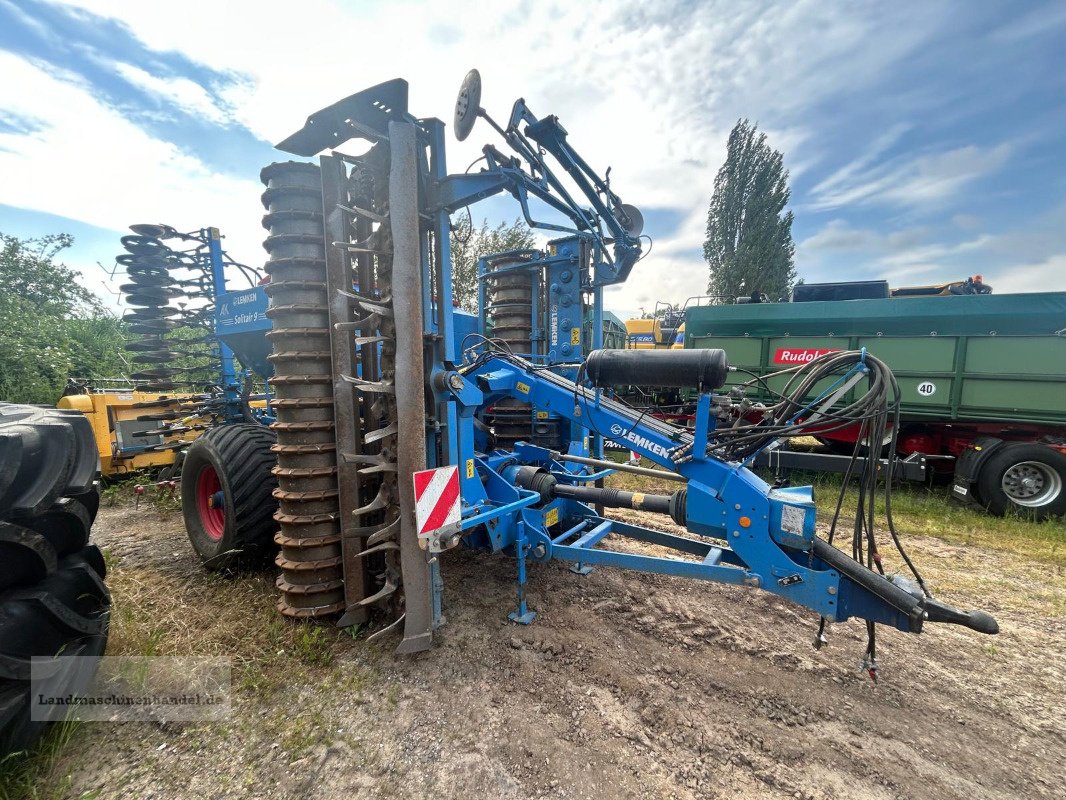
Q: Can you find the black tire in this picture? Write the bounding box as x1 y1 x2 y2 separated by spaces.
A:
0 403 109 758
19 497 92 560
69 482 101 525
976 443 1066 520
180 424 279 570
816 437 859 457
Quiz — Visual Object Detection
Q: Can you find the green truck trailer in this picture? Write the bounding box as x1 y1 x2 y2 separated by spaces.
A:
684 291 1066 519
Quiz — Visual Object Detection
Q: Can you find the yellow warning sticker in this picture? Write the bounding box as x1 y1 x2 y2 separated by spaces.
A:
583 436 589 450
465 459 475 479
517 381 530 395
536 410 548 419
571 327 581 345
631 492 645 509
544 507 559 527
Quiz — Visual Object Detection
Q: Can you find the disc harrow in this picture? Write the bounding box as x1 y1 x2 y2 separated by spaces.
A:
116 233 221 395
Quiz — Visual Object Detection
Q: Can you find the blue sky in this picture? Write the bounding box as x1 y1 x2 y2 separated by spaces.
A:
1 0 1064 317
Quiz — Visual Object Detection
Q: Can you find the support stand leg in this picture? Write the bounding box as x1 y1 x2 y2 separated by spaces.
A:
508 521 537 625
569 562 593 575
430 556 447 629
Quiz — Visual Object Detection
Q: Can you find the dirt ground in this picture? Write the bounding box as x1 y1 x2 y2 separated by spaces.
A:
44 501 1065 800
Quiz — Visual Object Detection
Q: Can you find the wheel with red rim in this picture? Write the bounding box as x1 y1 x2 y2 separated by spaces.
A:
180 424 279 570
195 465 225 540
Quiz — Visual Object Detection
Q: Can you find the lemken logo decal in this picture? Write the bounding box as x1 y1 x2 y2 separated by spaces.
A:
608 423 668 457
773 347 841 365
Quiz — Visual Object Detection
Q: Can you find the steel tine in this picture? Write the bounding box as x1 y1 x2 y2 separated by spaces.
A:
352 541 400 558
365 519 402 547
351 484 391 518
365 613 405 643
333 242 390 255
350 310 384 327
346 517 401 545
338 290 394 309
340 374 394 393
353 335 390 347
358 300 393 318
342 452 391 466
333 317 382 332
337 287 374 302
363 422 398 443
355 576 397 608
337 202 387 225
358 463 398 475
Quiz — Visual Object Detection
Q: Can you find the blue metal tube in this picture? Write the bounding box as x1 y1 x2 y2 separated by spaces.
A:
205 228 239 419
429 120 456 365
552 519 590 545
571 520 613 550
459 489 540 531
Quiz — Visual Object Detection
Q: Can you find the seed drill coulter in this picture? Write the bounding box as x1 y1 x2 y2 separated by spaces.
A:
158 73 997 669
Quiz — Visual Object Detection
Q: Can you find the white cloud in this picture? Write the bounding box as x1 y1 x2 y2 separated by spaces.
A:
13 0 987 311
0 52 264 297
993 253 1066 292
798 216 1066 292
807 143 1012 211
110 61 232 125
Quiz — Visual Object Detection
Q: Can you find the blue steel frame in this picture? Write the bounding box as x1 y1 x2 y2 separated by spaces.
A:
270 78 992 648
407 102 920 636
426 352 922 635
203 228 244 422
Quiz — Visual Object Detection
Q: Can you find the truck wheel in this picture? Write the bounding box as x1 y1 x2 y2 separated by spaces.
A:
0 403 110 758
976 443 1066 519
180 424 279 570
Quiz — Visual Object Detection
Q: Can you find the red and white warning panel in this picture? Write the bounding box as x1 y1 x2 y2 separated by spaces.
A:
413 465 461 543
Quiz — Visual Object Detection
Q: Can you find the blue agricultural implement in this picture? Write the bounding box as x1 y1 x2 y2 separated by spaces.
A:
124 72 997 672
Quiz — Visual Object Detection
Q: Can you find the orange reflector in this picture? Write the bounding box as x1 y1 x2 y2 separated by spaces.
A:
739 516 751 528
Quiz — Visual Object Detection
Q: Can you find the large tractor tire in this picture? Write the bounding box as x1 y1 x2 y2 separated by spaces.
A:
976 442 1066 520
0 403 110 758
180 424 279 570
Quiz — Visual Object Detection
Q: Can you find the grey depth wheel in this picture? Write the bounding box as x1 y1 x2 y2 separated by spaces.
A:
1000 460 1062 508
976 443 1066 520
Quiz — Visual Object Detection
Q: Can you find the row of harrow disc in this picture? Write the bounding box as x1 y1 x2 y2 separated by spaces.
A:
117 232 218 393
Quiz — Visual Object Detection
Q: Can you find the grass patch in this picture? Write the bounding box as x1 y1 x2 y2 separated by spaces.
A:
0 722 95 800
14 505 385 798
803 471 1065 566
100 475 180 514
104 564 365 695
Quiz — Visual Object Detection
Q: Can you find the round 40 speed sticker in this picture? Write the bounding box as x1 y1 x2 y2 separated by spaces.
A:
917 380 937 397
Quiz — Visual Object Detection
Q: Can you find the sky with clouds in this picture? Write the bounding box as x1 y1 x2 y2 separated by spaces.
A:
0 0 1064 318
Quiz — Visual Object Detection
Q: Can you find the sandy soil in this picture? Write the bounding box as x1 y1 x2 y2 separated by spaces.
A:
51 502 1065 800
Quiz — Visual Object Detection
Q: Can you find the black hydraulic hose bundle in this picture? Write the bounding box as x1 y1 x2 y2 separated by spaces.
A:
707 350 898 463
724 349 940 678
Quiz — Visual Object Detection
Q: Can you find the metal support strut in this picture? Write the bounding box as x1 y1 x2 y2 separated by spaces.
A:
388 120 434 653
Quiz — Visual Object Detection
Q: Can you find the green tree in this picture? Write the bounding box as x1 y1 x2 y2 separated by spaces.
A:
450 216 537 312
703 119 796 301
0 232 125 403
